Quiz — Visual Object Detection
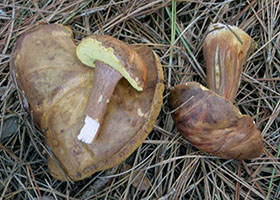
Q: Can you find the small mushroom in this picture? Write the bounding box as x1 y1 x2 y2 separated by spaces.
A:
203 23 255 102
76 35 147 143
10 24 164 181
169 82 263 160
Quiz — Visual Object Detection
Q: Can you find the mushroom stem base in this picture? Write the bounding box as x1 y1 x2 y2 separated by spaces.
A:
78 115 100 143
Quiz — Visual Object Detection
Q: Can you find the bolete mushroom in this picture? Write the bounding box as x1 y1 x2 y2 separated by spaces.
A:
10 24 164 181
169 82 263 160
203 23 255 102
169 23 263 160
76 35 146 144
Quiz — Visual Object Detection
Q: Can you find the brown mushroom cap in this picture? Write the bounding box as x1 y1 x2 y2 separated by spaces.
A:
10 24 164 181
169 82 263 160
10 24 94 126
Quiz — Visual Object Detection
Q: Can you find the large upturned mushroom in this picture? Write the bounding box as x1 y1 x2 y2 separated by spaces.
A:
10 24 164 181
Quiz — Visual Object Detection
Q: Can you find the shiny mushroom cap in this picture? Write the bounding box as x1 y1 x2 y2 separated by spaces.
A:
169 82 263 160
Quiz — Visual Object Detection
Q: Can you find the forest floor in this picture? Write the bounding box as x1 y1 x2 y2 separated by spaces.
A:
0 0 279 199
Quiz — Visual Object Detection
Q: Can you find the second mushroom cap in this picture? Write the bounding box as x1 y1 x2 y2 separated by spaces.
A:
169 82 263 160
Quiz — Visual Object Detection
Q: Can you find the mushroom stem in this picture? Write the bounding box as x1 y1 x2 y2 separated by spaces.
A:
203 23 254 102
78 61 122 144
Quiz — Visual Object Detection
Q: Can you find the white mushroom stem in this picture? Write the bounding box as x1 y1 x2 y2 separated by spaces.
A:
77 61 122 144
77 115 100 143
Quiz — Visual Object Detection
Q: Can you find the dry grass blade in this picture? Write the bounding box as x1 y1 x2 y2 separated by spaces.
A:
0 0 279 199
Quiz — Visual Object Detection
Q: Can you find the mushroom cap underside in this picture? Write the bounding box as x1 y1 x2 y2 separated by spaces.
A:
76 35 147 91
